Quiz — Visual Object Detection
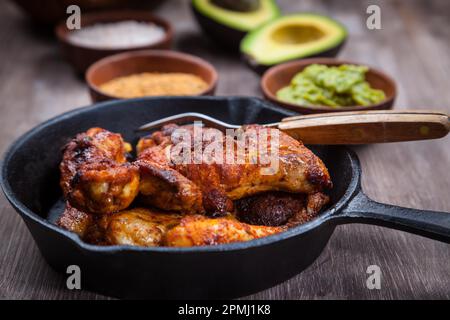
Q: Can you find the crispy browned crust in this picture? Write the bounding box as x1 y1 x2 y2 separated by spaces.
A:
56 191 328 247
55 202 108 245
286 192 330 227
104 208 183 247
56 205 281 247
56 125 332 247
165 214 283 247
60 128 140 214
235 191 330 227
136 158 205 214
136 124 332 216
235 192 306 226
56 201 93 237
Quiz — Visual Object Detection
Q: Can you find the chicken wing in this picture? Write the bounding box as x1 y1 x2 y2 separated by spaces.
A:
56 201 93 237
165 214 283 247
57 205 280 247
105 208 182 247
56 125 332 248
56 193 327 247
60 128 140 214
56 202 107 244
136 124 332 216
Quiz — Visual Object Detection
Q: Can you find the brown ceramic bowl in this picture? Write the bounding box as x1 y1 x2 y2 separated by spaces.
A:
261 58 396 114
55 10 173 73
86 50 218 102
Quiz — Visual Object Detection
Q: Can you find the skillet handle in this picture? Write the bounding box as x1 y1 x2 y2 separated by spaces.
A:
337 191 450 243
277 110 450 144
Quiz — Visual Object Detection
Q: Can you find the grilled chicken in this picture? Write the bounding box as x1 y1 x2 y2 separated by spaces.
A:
56 202 106 245
56 191 329 246
136 124 332 216
105 209 282 247
57 205 281 247
56 125 332 248
57 205 181 246
105 208 182 246
165 214 282 247
60 128 140 214
234 191 327 226
56 201 93 237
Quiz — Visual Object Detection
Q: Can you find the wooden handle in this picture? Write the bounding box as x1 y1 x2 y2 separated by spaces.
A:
277 110 450 144
281 109 449 122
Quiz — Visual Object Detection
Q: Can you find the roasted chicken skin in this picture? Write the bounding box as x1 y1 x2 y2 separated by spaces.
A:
136 124 332 216
56 125 332 248
57 206 282 247
104 208 283 247
56 201 93 237
56 202 107 245
60 128 140 214
165 214 283 247
56 190 330 246
105 208 182 246
235 191 329 226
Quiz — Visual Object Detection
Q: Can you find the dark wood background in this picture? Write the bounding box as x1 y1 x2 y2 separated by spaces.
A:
0 0 449 299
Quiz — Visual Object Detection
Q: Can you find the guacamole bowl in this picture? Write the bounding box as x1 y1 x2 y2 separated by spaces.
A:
261 58 396 114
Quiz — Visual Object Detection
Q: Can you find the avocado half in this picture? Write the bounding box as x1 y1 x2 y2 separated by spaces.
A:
191 0 281 50
241 14 347 73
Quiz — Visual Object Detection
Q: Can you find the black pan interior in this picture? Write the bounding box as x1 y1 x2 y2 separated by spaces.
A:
2 97 354 227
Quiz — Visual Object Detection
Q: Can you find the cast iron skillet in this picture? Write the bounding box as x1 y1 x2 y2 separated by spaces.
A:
1 97 449 299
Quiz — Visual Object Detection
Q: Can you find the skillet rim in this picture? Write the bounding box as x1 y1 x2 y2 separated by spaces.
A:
0 96 361 253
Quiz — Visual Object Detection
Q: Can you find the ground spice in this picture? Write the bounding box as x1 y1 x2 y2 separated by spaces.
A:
98 72 209 98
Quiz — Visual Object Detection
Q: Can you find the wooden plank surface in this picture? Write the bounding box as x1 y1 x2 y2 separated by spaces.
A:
0 0 449 299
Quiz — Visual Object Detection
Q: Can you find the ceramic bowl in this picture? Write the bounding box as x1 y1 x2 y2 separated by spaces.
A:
55 10 173 73
261 58 396 114
86 50 218 102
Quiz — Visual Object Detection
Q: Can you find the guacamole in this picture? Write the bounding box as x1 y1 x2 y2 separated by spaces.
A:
276 64 386 107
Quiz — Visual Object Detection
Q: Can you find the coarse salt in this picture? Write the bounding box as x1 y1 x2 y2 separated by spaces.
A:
67 20 166 49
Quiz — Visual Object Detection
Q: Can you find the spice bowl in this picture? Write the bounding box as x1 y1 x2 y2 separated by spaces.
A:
86 50 218 102
261 58 397 114
55 10 173 74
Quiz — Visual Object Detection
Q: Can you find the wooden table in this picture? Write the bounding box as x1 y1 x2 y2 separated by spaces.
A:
0 0 449 299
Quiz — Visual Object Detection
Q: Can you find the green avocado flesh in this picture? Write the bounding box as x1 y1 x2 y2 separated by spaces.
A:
192 0 280 31
277 64 386 108
241 14 347 66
